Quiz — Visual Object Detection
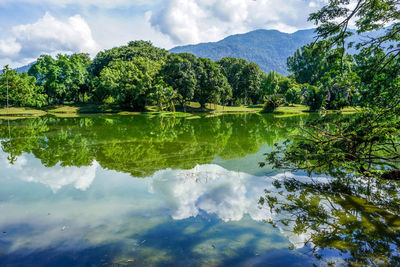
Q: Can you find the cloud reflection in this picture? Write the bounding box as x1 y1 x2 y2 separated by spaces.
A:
0 153 99 192
0 157 328 256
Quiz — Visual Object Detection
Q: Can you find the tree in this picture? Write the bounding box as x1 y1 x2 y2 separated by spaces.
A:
29 55 60 104
320 69 360 110
150 82 177 112
90 41 168 77
2 65 10 111
304 85 325 111
287 40 354 86
28 53 91 104
97 58 161 110
195 58 232 109
264 0 400 181
0 69 46 107
238 62 263 104
260 71 280 97
161 54 196 111
216 57 249 105
284 85 302 105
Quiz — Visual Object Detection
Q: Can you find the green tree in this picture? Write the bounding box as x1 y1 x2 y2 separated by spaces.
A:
265 0 400 182
161 54 196 111
284 85 302 105
287 40 354 86
195 58 232 109
97 58 161 110
216 57 249 105
2 65 10 110
28 53 91 104
0 70 46 107
238 62 263 104
29 55 61 104
150 82 177 112
90 41 168 77
260 71 280 97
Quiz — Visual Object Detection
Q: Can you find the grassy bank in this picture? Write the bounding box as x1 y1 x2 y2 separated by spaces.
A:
273 104 358 115
0 107 47 117
0 103 358 118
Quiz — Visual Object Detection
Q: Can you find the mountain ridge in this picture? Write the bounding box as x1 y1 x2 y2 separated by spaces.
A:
170 28 318 74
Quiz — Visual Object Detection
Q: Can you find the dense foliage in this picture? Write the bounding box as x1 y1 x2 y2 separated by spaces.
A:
258 3 400 265
1 6 392 113
0 40 313 111
265 0 400 181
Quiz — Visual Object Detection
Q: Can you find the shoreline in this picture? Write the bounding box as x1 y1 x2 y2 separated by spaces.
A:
0 104 358 119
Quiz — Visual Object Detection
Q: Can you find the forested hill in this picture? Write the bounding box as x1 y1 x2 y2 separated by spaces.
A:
170 29 317 75
15 62 35 73
0 62 35 74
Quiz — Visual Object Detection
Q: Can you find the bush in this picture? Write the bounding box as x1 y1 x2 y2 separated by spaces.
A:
262 96 284 113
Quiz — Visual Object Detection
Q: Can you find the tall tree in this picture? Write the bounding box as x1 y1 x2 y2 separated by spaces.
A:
287 40 354 86
2 65 10 111
238 62 263 104
260 71 280 97
161 54 196 111
97 58 161 110
216 57 249 105
29 55 60 104
265 0 400 181
90 41 168 77
0 70 46 107
195 58 232 109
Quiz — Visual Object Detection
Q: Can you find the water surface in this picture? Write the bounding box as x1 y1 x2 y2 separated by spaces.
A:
0 114 398 266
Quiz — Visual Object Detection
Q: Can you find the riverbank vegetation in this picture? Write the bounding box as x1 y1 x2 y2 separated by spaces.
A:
264 0 400 181
1 29 370 115
258 2 400 265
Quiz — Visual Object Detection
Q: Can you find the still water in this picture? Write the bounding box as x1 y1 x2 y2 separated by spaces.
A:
0 114 398 266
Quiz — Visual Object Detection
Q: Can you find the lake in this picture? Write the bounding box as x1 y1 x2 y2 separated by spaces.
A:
0 114 399 266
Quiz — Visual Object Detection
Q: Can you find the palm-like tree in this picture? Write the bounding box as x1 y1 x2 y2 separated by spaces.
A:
2 65 10 113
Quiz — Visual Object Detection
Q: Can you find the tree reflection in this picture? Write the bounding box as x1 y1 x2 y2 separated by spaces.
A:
0 114 304 177
258 175 400 266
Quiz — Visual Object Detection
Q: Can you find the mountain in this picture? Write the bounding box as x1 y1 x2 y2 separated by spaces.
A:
0 62 35 74
15 62 35 73
170 29 318 75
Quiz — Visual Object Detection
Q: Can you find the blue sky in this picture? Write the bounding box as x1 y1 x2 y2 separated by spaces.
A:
0 0 326 67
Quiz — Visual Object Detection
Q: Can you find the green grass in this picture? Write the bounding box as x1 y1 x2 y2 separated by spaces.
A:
0 107 47 117
272 104 359 115
274 104 309 114
0 103 360 118
45 104 122 114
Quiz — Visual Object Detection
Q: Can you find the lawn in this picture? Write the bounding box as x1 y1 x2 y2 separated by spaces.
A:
0 107 47 117
0 103 359 118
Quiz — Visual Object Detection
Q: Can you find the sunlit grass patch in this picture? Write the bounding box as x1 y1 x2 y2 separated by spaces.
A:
0 107 46 117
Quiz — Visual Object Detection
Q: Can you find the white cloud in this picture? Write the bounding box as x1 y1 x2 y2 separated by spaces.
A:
0 39 21 57
0 153 99 192
0 156 332 255
150 0 326 44
0 0 158 9
0 12 100 64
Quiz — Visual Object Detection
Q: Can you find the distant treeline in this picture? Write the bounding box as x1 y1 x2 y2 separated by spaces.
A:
0 40 374 112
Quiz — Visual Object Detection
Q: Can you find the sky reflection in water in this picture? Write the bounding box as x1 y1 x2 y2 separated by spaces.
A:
0 114 397 266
